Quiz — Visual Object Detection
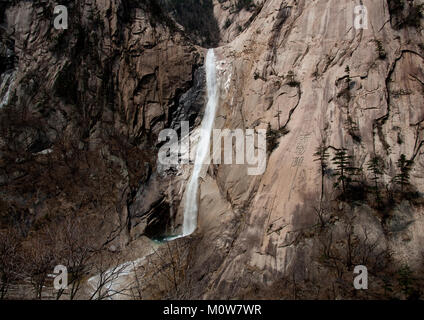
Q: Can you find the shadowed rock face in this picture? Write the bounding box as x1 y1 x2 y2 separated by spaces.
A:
169 66 207 132
159 0 221 47
1 0 424 300
0 0 204 250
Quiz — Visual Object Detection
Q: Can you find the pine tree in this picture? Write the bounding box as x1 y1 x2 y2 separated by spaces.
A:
332 148 352 194
393 154 412 192
314 144 330 198
286 70 299 87
331 148 362 196
345 65 351 87
345 65 350 77
397 264 414 298
382 276 394 298
367 154 384 203
266 123 279 154
314 145 330 175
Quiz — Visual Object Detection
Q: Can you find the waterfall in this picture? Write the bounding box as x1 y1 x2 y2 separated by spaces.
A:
182 48 218 236
87 50 219 296
0 71 15 109
157 49 218 242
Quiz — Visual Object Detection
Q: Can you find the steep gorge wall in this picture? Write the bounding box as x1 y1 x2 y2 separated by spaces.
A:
183 0 424 299
0 0 203 250
1 0 424 299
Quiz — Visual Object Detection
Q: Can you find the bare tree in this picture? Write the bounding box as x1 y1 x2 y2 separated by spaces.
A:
0 228 23 299
49 215 101 300
22 233 57 299
88 252 135 300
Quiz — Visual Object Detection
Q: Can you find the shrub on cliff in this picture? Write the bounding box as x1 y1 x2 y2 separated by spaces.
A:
236 0 256 12
387 0 423 29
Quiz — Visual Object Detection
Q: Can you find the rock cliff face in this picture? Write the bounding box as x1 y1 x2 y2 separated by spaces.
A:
1 0 424 299
188 0 424 299
1 0 203 244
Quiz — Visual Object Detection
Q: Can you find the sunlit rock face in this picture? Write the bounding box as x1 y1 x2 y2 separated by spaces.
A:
1 0 424 300
181 0 424 299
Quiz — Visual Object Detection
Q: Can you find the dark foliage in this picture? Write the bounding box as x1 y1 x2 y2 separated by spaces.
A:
387 0 423 29
236 0 256 12
158 0 220 47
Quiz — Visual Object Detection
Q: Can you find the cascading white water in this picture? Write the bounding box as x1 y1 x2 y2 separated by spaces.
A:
87 50 219 297
182 48 219 236
0 71 15 109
